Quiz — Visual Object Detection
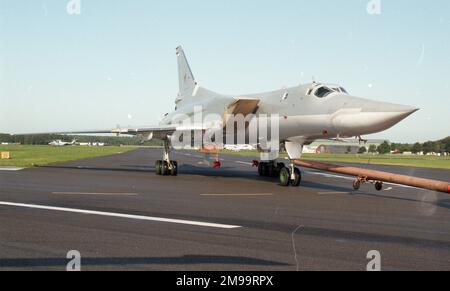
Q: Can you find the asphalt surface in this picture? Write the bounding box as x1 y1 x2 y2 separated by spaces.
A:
1 148 450 271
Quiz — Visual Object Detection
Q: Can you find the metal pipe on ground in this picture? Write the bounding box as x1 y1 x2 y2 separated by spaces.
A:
293 160 450 194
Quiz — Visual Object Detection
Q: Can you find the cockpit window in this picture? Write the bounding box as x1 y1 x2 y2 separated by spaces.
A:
315 86 333 98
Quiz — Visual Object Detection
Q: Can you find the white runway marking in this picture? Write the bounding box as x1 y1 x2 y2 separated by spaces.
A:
317 191 349 195
235 161 253 166
0 167 23 171
304 170 417 189
201 193 273 197
52 192 139 196
304 170 354 181
0 202 241 229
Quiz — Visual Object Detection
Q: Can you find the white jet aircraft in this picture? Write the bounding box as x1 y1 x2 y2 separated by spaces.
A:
28 46 418 187
48 139 76 146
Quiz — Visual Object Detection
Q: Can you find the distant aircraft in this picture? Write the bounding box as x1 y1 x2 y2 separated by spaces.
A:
224 144 256 152
48 139 76 146
27 46 418 187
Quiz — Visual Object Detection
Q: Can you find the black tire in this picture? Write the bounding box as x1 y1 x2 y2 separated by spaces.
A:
261 163 269 177
258 163 264 176
170 161 178 176
353 179 361 190
162 161 169 176
155 160 162 175
291 168 302 187
267 164 274 177
264 163 270 177
279 167 290 187
375 181 383 191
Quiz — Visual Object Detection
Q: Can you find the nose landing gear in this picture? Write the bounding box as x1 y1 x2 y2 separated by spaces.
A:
279 164 302 187
254 159 302 187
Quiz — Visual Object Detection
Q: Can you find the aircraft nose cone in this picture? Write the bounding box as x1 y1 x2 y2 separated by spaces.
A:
359 99 419 115
373 103 419 124
379 103 419 115
331 96 419 136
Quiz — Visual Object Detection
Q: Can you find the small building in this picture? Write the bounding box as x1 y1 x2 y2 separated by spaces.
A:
224 144 256 151
302 146 318 154
307 139 386 154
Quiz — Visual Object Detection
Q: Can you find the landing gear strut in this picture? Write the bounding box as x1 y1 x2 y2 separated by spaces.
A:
155 140 178 176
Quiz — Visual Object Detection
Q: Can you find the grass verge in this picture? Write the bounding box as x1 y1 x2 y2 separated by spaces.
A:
0 145 135 168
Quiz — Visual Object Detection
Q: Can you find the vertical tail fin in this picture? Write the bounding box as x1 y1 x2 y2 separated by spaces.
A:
176 46 196 95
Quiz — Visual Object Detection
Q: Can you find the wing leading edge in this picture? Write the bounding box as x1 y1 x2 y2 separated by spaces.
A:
14 125 178 137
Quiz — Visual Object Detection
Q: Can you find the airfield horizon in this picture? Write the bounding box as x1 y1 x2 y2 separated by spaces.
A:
1 145 449 170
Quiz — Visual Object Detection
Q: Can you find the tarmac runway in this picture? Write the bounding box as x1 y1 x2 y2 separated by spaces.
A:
1 148 450 271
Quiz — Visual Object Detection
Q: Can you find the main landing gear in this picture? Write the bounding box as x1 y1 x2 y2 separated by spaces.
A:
155 160 178 176
254 161 302 187
155 140 178 176
352 177 384 191
256 161 285 177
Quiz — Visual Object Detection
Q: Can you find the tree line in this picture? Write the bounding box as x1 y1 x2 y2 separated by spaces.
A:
357 137 450 155
389 137 450 155
1 133 449 154
0 133 163 146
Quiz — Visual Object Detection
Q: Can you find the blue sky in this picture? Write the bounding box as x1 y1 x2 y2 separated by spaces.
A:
0 0 449 142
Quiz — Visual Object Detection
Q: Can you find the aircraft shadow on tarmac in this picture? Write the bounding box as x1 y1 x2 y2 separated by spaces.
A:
41 164 349 190
0 255 290 268
39 165 445 209
39 164 265 179
39 165 154 174
437 199 450 210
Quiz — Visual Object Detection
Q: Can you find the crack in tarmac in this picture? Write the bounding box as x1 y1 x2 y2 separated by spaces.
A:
291 224 303 271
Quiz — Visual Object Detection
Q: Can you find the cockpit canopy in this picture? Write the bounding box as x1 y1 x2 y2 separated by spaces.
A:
307 83 348 98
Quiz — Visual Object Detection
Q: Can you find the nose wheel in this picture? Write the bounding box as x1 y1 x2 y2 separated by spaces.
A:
279 165 302 187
